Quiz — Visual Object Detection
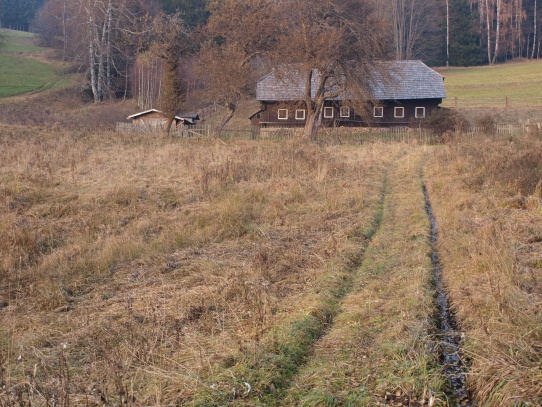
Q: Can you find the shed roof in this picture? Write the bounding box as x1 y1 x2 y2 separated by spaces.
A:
127 109 200 122
256 60 446 102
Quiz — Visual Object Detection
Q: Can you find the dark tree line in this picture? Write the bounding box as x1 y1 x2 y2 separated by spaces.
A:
0 0 45 30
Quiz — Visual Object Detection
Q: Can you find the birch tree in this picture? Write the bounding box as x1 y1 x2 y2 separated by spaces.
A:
390 0 436 60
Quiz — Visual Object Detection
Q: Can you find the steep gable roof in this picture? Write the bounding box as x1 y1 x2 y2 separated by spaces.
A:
256 60 446 102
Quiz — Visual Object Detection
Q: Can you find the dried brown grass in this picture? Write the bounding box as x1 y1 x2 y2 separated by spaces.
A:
425 133 542 406
0 124 393 405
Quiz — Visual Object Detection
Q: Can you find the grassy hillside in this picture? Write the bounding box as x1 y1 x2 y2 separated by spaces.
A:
436 59 542 99
0 29 73 98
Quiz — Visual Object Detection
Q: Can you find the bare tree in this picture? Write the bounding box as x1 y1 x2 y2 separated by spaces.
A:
201 0 388 141
198 0 279 137
273 0 389 140
150 12 190 134
390 0 435 60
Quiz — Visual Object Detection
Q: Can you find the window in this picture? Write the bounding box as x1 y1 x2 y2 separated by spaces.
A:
278 109 288 120
324 107 334 118
295 109 306 120
394 107 404 118
340 106 350 118
415 107 425 118
374 107 384 117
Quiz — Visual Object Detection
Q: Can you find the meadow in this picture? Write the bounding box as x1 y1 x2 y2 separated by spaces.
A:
436 59 542 99
0 124 540 406
0 29 72 98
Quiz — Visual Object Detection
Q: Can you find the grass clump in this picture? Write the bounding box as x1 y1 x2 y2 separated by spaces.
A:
0 126 394 405
425 133 542 406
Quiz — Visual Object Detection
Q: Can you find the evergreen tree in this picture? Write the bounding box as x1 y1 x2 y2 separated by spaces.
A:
0 0 45 30
449 0 486 65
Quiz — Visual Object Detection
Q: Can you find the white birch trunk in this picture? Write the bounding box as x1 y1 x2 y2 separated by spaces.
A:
492 0 500 64
88 12 99 103
446 0 450 66
532 0 537 59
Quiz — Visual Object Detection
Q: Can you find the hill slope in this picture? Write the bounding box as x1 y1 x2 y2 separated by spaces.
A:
436 59 542 99
0 29 73 98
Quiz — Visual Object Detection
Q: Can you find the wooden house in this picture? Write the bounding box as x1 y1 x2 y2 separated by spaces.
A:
250 61 446 128
128 109 200 129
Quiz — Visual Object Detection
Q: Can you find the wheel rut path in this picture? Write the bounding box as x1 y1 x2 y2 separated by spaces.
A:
279 148 468 406
191 147 471 407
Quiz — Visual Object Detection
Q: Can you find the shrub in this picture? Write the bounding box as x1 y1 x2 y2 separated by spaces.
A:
477 113 497 135
424 108 470 139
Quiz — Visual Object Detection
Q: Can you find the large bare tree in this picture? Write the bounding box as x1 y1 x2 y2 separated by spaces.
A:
151 12 191 134
198 0 280 136
201 0 388 141
274 0 389 140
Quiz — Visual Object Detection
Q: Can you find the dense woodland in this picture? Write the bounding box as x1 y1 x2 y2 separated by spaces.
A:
0 0 541 131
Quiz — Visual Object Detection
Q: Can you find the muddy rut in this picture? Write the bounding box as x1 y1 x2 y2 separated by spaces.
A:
424 185 472 407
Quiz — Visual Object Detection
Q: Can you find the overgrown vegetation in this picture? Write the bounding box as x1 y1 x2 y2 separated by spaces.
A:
0 127 407 405
425 133 542 406
1 124 540 405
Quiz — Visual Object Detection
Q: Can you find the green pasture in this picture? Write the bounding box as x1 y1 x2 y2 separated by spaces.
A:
436 60 542 99
0 29 71 98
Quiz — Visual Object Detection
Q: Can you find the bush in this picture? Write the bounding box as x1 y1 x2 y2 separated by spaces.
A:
477 113 496 135
424 108 470 140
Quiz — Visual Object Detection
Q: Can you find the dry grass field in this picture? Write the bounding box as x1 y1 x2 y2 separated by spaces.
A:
0 124 541 406
425 134 542 406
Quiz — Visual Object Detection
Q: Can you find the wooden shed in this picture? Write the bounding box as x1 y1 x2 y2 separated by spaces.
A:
128 109 200 129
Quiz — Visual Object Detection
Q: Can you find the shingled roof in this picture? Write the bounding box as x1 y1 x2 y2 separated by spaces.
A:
256 60 446 102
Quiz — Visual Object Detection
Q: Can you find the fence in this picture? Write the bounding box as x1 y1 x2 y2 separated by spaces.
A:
442 96 542 109
117 122 536 144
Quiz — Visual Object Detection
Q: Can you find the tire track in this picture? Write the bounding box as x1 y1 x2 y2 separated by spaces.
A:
423 185 472 407
187 160 391 406
280 148 445 406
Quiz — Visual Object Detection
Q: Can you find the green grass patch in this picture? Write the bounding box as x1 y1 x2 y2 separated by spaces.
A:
0 29 45 53
0 54 69 97
0 29 72 98
436 60 542 99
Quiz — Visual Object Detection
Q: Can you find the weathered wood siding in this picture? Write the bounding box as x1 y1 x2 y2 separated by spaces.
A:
251 99 442 128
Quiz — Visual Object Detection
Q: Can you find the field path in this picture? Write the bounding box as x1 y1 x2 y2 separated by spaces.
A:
278 147 445 406
192 146 448 406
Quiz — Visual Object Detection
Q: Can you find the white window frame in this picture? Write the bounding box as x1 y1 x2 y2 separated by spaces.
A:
295 109 306 120
394 107 405 118
278 109 288 120
373 107 384 118
415 107 425 119
323 107 334 118
340 106 350 118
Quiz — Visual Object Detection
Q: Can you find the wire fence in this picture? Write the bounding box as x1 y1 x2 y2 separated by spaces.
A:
441 96 542 108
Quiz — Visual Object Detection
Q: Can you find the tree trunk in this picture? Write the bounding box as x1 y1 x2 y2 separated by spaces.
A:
163 116 175 136
492 0 500 64
214 102 236 138
532 0 537 59
486 0 493 63
302 108 321 141
88 14 99 103
446 0 450 66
